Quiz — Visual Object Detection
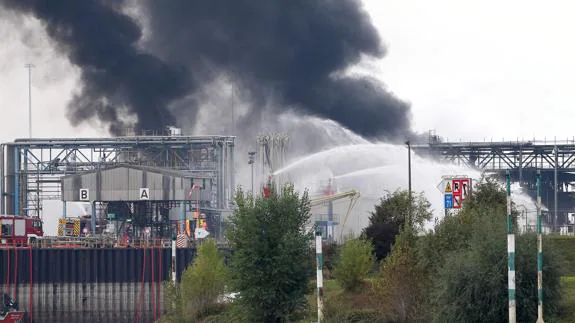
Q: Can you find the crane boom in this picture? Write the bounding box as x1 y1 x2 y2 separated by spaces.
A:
309 189 360 242
309 189 360 207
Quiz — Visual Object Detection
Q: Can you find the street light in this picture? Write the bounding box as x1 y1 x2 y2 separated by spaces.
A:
248 151 256 195
25 63 35 138
405 140 412 226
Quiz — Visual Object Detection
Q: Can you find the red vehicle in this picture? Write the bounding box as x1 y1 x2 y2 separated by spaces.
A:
0 215 43 246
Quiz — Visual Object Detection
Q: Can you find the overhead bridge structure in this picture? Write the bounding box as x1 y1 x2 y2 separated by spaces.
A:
412 138 575 231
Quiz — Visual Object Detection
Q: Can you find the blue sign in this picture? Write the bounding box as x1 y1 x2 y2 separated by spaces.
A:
444 193 453 209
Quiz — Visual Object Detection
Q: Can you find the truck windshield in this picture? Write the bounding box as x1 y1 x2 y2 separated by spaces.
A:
33 221 42 228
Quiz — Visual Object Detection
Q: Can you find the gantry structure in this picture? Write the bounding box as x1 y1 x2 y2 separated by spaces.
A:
0 133 235 238
413 134 575 230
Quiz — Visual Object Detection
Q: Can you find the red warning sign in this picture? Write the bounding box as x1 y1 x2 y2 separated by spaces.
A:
453 194 462 209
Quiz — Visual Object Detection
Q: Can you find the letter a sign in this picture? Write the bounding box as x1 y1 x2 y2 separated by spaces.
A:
139 188 150 200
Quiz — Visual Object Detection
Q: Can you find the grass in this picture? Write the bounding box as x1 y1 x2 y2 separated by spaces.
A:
558 276 575 323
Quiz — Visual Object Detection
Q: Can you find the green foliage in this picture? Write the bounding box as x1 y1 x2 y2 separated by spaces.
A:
417 179 511 275
373 226 429 322
320 241 339 278
426 179 563 322
362 189 432 260
160 239 228 322
227 184 313 322
559 276 575 322
549 236 575 276
333 238 374 291
181 239 228 321
515 233 562 321
323 295 383 323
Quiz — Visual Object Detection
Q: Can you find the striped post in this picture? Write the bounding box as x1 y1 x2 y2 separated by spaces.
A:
315 231 324 323
506 171 516 323
172 237 177 285
536 171 544 323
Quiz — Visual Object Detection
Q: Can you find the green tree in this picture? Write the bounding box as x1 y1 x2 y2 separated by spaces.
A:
372 226 429 322
362 189 432 260
227 184 313 322
333 237 374 291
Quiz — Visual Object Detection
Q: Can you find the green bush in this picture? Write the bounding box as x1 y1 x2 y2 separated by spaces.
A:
181 239 228 321
372 226 429 322
160 239 227 322
333 238 374 291
432 211 563 322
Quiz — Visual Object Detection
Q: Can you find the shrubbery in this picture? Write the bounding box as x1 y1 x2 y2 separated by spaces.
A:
161 238 227 322
333 237 374 291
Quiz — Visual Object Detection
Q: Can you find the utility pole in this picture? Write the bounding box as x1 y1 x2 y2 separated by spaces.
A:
315 230 324 323
553 146 558 232
536 170 545 323
405 141 412 226
25 64 35 138
248 151 256 196
506 171 516 323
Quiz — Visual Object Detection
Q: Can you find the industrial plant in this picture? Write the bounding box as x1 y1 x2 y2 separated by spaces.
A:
0 128 364 322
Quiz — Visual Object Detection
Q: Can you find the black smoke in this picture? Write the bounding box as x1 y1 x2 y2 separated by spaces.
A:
1 0 413 139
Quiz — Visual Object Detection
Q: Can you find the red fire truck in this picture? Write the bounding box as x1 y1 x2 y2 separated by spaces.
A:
0 215 43 246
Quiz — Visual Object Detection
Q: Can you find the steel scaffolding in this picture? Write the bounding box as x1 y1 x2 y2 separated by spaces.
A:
0 135 236 220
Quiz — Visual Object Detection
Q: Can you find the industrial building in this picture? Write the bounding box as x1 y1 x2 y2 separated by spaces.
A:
0 130 236 240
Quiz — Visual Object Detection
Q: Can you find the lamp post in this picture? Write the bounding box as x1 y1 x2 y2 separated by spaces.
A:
248 151 256 196
25 63 34 138
405 140 412 225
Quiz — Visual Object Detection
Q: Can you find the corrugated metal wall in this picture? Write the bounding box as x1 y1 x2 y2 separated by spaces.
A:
0 247 231 323
62 167 215 202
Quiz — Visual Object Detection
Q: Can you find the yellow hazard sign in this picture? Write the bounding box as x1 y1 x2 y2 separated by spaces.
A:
445 181 452 193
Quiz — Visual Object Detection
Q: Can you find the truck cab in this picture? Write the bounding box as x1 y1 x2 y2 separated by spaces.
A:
0 215 43 246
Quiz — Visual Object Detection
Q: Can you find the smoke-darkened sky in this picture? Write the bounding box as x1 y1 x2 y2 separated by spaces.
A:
1 0 413 140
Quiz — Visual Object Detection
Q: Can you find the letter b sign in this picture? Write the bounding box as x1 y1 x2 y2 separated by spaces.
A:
79 188 90 201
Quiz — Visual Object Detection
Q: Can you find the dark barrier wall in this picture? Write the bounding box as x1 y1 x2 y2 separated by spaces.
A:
0 247 232 284
0 247 233 323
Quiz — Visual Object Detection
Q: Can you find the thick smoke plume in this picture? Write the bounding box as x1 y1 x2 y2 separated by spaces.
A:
1 0 413 139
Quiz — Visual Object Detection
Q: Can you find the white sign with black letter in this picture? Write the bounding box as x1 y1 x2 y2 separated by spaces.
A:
140 188 150 200
79 188 90 201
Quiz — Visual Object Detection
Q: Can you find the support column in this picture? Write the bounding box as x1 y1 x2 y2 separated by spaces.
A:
62 201 67 219
518 148 523 186
5 146 14 215
14 147 20 215
0 145 4 214
179 202 186 234
91 202 96 235
506 171 516 323
229 141 235 203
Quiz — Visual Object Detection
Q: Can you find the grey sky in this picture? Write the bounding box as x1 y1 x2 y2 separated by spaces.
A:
1 1 574 143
